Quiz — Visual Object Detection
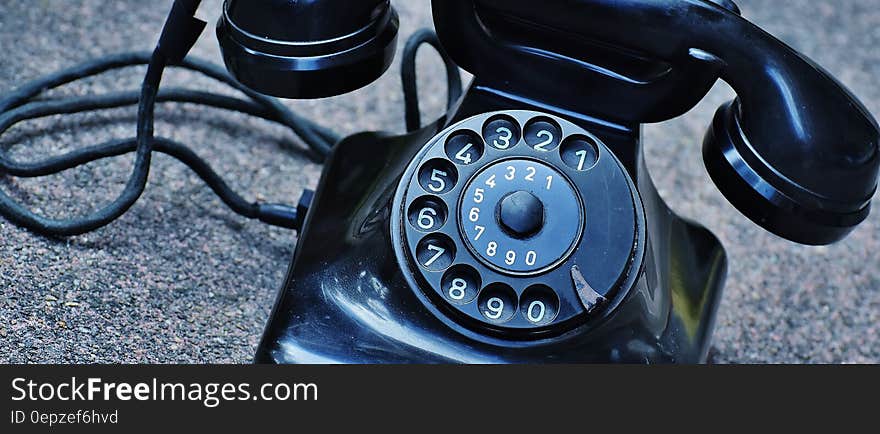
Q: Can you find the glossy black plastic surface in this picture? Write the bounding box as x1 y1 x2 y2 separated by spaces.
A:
217 0 398 99
226 0 387 43
256 108 724 363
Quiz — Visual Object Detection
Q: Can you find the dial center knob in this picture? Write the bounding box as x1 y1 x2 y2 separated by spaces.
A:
498 191 544 238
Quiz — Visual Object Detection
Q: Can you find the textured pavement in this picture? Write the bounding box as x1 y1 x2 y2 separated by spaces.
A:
0 0 878 363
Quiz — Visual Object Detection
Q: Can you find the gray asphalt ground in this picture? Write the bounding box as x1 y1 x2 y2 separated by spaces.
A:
0 0 878 363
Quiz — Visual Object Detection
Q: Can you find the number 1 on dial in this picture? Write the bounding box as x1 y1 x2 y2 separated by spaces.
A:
575 150 589 170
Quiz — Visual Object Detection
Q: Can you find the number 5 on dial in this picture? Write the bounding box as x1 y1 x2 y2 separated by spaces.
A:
428 169 447 192
473 188 485 204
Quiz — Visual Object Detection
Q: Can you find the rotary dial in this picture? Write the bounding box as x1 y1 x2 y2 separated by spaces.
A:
392 110 641 338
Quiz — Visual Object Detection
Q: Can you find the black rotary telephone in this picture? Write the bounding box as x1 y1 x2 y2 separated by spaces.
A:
239 0 878 363
1 0 877 363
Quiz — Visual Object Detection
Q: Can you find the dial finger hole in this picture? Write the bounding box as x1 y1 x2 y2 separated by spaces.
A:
524 117 562 152
407 196 448 232
415 234 456 272
445 130 484 165
418 159 458 195
561 135 600 172
483 115 521 151
477 283 517 323
441 265 481 305
520 285 560 326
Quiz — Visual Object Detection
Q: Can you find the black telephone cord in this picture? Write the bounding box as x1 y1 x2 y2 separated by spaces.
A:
0 32 461 237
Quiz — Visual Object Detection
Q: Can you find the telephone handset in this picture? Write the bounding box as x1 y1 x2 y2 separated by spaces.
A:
210 0 878 362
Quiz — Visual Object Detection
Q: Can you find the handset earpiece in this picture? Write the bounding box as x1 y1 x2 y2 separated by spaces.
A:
688 4 879 245
435 0 879 245
216 0 399 99
703 91 877 245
